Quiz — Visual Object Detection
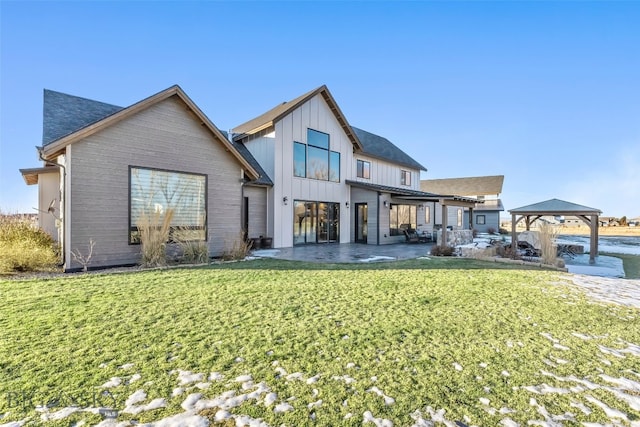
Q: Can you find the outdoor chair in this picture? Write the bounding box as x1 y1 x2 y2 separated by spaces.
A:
403 228 420 243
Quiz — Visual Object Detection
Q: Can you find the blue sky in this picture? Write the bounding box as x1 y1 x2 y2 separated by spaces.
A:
1 1 639 217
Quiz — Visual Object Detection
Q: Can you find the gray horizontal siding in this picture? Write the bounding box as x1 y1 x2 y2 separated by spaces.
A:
68 96 245 269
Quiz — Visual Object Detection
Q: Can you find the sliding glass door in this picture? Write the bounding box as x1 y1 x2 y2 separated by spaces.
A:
293 200 339 245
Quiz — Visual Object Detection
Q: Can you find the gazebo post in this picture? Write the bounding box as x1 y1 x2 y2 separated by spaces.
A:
589 214 598 264
441 202 448 247
511 213 517 255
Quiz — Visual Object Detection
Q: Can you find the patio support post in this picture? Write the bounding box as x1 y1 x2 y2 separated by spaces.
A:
441 202 448 247
469 207 474 230
589 214 598 264
511 214 517 255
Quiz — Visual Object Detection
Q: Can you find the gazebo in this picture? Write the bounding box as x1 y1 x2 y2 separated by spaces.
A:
509 198 602 264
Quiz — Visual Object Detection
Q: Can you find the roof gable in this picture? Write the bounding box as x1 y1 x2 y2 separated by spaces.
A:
232 85 363 150
351 127 426 171
43 90 123 145
421 175 504 196
40 86 260 180
510 198 601 214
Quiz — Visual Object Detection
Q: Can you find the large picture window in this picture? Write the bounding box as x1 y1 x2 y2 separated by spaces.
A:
389 204 417 236
129 167 207 244
292 129 340 182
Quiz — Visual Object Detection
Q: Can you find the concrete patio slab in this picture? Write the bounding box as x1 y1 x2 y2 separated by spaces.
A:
250 243 434 263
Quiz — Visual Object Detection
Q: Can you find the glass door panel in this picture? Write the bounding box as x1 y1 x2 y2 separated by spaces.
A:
356 203 368 243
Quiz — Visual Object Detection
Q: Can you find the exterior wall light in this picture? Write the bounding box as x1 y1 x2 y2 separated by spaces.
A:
283 196 288 205
345 201 350 208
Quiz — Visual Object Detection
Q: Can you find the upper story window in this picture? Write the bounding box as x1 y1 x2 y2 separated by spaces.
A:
293 129 340 183
400 170 411 186
357 159 370 179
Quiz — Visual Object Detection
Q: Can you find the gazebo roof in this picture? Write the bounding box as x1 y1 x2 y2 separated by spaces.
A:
509 198 602 216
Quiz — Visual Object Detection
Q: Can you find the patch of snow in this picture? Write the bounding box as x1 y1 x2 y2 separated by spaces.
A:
360 255 396 263
214 409 232 422
194 382 210 390
502 370 511 377
128 373 141 383
306 374 320 384
479 397 490 405
172 387 184 397
274 402 294 413
208 372 224 381
125 389 147 407
342 334 350 340
100 377 122 388
151 413 209 427
333 375 356 384
286 372 304 381
251 249 280 258
175 370 205 385
118 363 134 370
367 386 395 405
569 400 592 415
180 393 202 411
363 410 393 427
453 363 463 371
500 419 519 427
584 395 629 420
235 374 253 382
479 363 488 369
264 392 278 406
44 407 78 421
123 397 166 415
346 362 356 369
553 343 570 351
308 399 323 409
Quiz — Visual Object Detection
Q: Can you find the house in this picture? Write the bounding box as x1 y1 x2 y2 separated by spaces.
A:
21 84 476 271
420 175 504 233
20 86 265 271
231 85 476 248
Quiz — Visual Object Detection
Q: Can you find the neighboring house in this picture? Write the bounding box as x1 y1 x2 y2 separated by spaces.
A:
21 84 476 271
420 175 504 233
231 85 476 248
20 86 265 271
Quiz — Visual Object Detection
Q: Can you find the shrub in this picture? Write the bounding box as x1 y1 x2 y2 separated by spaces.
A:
471 228 478 238
498 227 509 235
174 228 209 265
0 212 59 273
496 243 521 260
222 234 252 261
137 209 174 268
430 245 455 257
487 227 497 235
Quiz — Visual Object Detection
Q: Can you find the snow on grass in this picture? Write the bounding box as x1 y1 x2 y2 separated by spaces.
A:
359 256 396 263
180 393 202 411
208 372 224 381
172 370 205 385
118 363 134 370
306 374 320 384
274 402 293 413
332 374 356 384
263 392 278 407
150 412 209 427
453 362 463 371
100 377 121 388
363 410 393 427
41 407 78 421
367 386 395 405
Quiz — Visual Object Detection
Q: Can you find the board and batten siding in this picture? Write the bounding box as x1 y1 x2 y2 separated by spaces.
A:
272 94 355 247
353 154 420 191
67 96 245 270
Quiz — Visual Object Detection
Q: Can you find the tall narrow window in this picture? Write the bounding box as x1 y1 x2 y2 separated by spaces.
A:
294 142 306 177
401 170 411 186
129 167 206 244
457 208 463 227
329 151 340 182
357 159 370 179
425 205 431 224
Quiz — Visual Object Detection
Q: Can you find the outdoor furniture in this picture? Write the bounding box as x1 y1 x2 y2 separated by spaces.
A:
403 228 420 243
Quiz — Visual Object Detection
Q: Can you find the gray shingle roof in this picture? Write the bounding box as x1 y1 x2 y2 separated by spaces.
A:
43 89 123 145
509 198 601 214
345 180 477 204
421 175 504 196
351 127 426 171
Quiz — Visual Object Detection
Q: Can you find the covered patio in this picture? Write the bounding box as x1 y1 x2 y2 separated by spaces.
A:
509 198 602 263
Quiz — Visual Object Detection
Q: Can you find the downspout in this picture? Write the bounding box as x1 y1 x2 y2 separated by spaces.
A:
38 146 66 268
377 192 381 245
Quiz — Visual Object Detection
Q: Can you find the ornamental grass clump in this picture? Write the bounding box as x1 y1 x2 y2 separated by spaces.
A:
538 221 558 265
0 211 58 274
137 209 174 267
173 226 209 264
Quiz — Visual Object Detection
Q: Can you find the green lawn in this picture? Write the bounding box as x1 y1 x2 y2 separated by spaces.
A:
603 252 640 279
1 258 639 426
